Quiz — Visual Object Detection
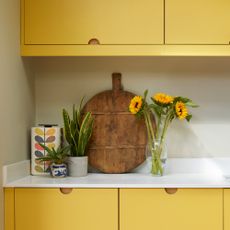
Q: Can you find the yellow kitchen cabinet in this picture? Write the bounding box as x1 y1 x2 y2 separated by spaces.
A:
22 0 163 46
165 0 230 44
4 188 15 230
224 189 230 230
14 188 118 230
120 188 223 230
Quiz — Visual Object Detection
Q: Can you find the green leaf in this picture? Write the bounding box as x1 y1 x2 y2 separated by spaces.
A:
38 143 53 155
186 114 193 122
149 104 162 118
63 109 72 144
77 97 85 128
78 112 94 156
174 96 191 103
37 143 70 163
73 104 77 124
185 101 199 108
143 90 148 100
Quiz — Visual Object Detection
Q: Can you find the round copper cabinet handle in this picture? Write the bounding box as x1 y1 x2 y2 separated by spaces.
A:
88 38 100 45
60 188 73 194
165 188 178 194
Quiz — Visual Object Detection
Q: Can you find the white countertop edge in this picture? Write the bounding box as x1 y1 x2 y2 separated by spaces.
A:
5 184 230 188
4 173 230 188
3 158 230 188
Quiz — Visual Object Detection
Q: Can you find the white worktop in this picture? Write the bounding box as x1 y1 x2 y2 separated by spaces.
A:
3 158 230 188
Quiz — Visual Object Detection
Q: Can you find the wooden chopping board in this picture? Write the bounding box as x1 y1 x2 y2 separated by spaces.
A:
83 73 155 173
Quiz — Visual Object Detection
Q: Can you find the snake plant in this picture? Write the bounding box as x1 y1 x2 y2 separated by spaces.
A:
62 99 94 157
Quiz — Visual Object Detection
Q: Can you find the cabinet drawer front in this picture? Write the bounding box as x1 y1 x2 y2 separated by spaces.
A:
120 188 223 230
24 0 163 45
166 0 230 44
15 188 118 230
224 189 230 230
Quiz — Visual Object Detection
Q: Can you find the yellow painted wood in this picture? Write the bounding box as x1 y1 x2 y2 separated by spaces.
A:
120 188 223 230
23 0 163 45
15 188 118 230
4 188 15 230
224 189 230 230
166 0 230 44
21 44 230 56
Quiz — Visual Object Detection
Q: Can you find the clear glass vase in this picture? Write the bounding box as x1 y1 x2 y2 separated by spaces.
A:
146 139 167 176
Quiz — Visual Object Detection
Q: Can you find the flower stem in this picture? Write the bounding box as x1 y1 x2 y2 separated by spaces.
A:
144 111 153 155
146 110 155 141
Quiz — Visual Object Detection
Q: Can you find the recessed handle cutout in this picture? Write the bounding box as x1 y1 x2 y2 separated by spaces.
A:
60 188 73 194
165 188 178 194
88 38 100 45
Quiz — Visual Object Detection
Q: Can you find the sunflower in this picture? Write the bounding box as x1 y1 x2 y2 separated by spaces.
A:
175 101 188 120
129 96 143 114
153 93 174 106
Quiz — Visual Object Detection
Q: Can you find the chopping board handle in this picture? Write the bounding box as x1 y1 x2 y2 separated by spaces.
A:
112 73 122 92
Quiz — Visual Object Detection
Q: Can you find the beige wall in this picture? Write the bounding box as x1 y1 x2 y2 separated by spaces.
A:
34 57 230 158
0 0 35 229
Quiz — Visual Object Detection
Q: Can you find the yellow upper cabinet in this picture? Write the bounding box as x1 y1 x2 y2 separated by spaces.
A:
165 0 230 44
120 188 223 230
15 188 118 230
23 0 163 45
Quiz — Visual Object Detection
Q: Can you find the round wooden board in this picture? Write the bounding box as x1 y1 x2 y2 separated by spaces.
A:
83 73 155 173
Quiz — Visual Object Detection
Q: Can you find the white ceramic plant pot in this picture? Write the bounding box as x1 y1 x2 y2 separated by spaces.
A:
50 163 67 178
68 156 88 177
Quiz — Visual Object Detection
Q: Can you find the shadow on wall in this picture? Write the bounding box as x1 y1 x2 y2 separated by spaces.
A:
30 56 230 74
167 121 208 157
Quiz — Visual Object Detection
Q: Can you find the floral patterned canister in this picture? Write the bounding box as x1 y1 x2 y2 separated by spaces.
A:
31 125 61 175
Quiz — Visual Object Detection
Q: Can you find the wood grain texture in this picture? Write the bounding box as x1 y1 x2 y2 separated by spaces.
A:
83 73 155 173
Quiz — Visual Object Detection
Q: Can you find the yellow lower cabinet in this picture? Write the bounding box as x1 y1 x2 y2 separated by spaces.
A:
15 188 118 230
224 189 230 230
4 188 15 230
120 188 223 230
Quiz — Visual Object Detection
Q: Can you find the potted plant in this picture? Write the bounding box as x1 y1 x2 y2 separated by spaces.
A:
37 143 70 178
63 99 94 177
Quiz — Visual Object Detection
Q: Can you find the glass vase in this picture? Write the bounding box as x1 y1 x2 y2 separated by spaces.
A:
146 139 167 176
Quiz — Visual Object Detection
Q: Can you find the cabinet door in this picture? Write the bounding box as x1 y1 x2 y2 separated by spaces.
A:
165 0 230 44
120 188 222 230
225 189 230 230
24 0 163 45
15 188 118 230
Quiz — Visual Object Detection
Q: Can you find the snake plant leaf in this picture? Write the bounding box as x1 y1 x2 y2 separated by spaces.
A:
63 109 72 144
63 99 94 157
78 112 94 156
77 97 84 128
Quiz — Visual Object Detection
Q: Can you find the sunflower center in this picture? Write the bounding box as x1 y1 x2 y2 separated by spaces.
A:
134 102 139 108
